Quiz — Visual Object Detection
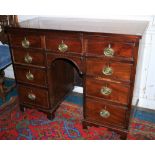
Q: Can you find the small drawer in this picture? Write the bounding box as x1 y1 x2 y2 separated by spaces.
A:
14 66 47 87
18 85 49 109
86 59 133 82
12 48 45 67
9 34 41 48
86 78 130 105
87 36 134 59
46 35 82 53
85 98 128 128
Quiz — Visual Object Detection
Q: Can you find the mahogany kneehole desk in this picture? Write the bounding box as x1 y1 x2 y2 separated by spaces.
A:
6 17 148 139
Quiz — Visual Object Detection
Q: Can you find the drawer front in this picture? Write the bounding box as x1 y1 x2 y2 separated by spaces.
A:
18 85 49 109
9 34 41 48
46 36 82 53
86 59 133 82
14 66 47 87
85 98 127 128
12 48 45 67
87 37 134 59
86 78 130 105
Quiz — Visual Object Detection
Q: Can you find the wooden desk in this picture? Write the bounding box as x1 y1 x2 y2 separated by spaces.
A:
6 17 148 139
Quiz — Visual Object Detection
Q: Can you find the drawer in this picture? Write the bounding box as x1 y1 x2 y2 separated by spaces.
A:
14 66 47 87
18 85 49 109
86 59 133 82
12 48 45 67
86 78 130 105
9 34 42 48
85 98 127 128
87 36 134 59
46 35 82 53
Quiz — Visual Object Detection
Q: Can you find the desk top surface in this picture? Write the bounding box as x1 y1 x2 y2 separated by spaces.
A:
16 17 149 36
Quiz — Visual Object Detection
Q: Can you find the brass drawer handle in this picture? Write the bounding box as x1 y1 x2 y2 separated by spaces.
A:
24 53 32 63
104 44 114 57
102 66 113 76
28 93 36 101
26 71 34 80
100 109 110 118
22 37 30 48
100 86 112 96
58 40 68 52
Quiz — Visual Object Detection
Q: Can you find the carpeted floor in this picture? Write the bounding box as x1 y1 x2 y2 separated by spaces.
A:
0 79 155 140
1 100 155 140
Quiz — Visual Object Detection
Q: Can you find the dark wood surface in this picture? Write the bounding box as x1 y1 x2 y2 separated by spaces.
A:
86 77 130 105
18 84 49 109
86 58 133 83
0 15 18 43
46 35 82 53
12 48 46 67
49 59 75 107
9 33 42 49
85 97 128 128
6 25 141 139
14 66 47 87
86 36 135 59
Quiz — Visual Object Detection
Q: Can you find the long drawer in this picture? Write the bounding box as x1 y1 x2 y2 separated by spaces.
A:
18 85 49 109
12 48 45 67
14 66 47 87
86 58 133 83
85 97 128 128
86 78 130 105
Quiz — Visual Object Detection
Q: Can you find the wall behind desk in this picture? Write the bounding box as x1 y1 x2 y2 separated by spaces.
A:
5 15 155 110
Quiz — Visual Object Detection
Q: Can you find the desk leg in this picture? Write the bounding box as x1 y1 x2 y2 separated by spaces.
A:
119 132 128 140
19 104 25 112
47 113 55 120
82 120 128 139
82 120 88 129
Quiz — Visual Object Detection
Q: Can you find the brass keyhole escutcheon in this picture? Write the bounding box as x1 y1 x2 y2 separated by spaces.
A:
24 53 32 63
26 71 34 81
100 109 110 118
58 40 68 52
28 93 36 101
100 86 112 96
104 44 114 57
22 37 30 48
102 66 113 76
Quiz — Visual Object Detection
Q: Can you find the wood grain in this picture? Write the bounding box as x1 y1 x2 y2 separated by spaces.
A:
86 58 133 83
9 33 42 48
12 48 45 67
14 66 47 87
86 35 134 59
85 97 128 128
18 85 49 109
46 35 82 53
86 77 130 105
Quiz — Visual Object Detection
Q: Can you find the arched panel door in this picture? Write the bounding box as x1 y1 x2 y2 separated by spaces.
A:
46 54 85 109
